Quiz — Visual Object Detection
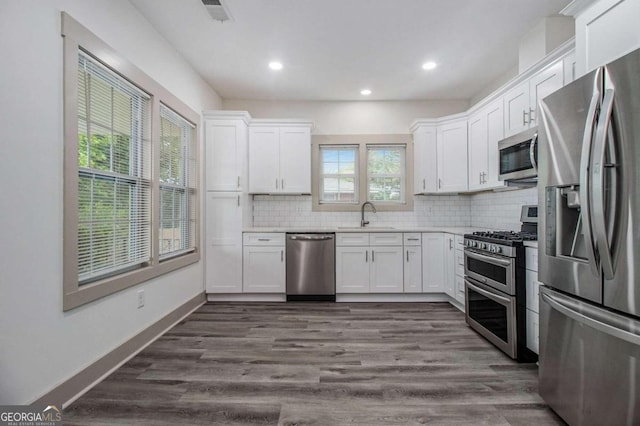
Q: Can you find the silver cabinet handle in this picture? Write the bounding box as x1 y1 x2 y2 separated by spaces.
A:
281 178 284 189
407 238 419 241
522 110 529 126
449 238 453 250
372 250 375 262
479 172 482 184
258 238 270 241
237 195 240 207
579 81 602 277
438 178 442 189
529 107 536 124
275 179 278 190
422 179 425 190
365 250 368 263
406 250 409 262
281 249 284 262
237 176 240 188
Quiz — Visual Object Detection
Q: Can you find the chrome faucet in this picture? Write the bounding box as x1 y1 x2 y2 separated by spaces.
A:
360 201 377 227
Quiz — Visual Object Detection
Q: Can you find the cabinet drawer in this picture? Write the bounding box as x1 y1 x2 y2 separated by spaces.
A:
526 269 540 313
403 233 422 246
526 247 538 272
370 233 403 246
336 233 370 246
455 235 465 246
243 233 285 246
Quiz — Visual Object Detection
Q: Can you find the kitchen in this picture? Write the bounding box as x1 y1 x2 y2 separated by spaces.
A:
1 0 639 424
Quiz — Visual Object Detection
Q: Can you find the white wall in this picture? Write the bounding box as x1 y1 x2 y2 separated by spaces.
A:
0 0 221 405
470 187 538 230
222 99 468 134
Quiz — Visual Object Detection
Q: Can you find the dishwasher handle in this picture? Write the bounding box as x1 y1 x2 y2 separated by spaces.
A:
289 235 334 241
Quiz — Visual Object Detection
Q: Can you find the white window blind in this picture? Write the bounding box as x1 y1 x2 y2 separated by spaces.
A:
367 145 405 202
319 146 358 203
159 105 196 259
77 51 152 284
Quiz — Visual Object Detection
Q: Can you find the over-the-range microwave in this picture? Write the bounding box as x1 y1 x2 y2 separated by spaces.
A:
498 127 538 182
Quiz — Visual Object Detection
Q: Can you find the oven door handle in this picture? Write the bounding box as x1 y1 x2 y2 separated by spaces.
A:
464 249 512 267
465 279 512 305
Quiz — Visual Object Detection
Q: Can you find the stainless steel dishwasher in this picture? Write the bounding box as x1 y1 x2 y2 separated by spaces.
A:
286 233 335 301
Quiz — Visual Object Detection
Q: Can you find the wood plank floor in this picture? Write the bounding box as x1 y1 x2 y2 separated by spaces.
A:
64 302 565 425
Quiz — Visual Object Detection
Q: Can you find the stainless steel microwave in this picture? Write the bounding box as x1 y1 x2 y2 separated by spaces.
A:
498 127 538 181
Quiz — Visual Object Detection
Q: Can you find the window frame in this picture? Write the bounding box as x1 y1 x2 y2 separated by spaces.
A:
311 134 414 212
366 145 406 204
62 13 200 311
318 145 359 204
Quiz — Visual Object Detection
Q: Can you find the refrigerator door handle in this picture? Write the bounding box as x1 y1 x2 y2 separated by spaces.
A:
591 88 616 280
579 84 601 276
541 290 640 346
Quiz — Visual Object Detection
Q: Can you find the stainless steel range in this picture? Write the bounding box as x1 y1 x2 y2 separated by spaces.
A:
463 206 538 362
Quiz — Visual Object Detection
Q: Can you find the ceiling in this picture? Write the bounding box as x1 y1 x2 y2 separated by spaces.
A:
130 0 572 101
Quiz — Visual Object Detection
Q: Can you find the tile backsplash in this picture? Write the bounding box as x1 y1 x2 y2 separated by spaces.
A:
252 186 538 230
253 195 471 228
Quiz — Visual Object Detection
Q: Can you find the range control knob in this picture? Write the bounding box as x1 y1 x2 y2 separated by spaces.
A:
473 241 478 248
495 246 502 254
481 243 487 250
490 245 496 252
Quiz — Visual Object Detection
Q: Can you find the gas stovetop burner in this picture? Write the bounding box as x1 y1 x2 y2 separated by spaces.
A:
470 231 537 242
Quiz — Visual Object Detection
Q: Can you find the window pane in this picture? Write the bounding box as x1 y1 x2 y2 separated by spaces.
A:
368 147 402 174
159 105 196 258
76 52 151 284
319 146 358 203
368 177 402 201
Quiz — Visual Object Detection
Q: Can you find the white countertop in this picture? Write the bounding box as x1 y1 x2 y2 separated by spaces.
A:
243 226 487 235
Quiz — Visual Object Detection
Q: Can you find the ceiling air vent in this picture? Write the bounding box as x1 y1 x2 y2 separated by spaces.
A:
202 0 234 22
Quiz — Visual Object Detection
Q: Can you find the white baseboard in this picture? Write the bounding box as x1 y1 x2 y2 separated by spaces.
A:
207 293 287 302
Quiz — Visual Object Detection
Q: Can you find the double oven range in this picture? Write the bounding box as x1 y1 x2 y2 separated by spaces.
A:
463 206 538 362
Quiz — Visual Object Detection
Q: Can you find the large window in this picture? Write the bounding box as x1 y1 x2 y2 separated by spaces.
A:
63 13 199 310
312 135 413 212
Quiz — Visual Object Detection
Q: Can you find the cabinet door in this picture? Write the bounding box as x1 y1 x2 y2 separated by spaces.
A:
370 246 404 293
279 126 311 194
484 98 505 188
443 234 456 298
526 308 540 354
436 121 468 193
503 81 530 137
422 233 444 292
467 111 488 192
205 192 243 293
242 246 285 293
413 126 437 193
528 60 564 127
249 127 280 193
336 247 370 293
205 120 246 191
404 246 422 293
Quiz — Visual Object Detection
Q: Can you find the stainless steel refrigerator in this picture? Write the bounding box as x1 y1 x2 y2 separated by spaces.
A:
537 47 640 425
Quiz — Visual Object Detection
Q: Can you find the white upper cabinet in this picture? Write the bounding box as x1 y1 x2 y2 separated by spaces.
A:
528 60 564 126
570 0 640 77
468 98 505 191
436 120 468 193
249 121 313 194
204 112 250 192
563 50 577 84
413 126 437 194
504 60 564 137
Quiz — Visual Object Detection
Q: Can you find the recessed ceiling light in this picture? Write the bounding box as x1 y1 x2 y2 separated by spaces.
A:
360 89 372 96
269 61 283 71
422 61 437 70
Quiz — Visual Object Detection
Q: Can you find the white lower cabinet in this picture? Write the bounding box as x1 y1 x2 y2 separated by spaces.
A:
422 233 445 292
336 233 404 293
370 247 404 293
336 246 370 293
525 246 540 354
443 234 456 298
404 246 422 293
242 233 285 293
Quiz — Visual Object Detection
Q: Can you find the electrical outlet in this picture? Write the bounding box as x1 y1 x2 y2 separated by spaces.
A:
137 290 145 309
